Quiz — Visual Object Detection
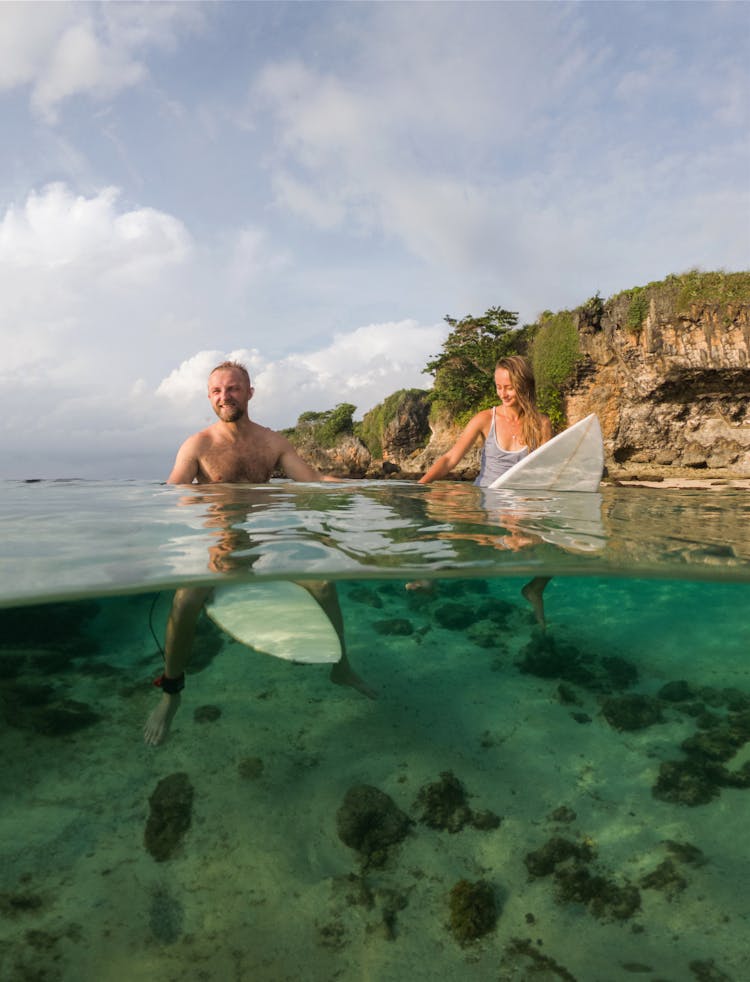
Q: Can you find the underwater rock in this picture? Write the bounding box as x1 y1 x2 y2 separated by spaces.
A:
664 840 706 866
652 759 724 806
474 598 514 626
689 958 733 981
448 879 498 945
466 619 500 648
317 919 348 950
518 635 638 694
193 704 221 723
434 602 475 631
549 806 577 824
639 858 687 896
472 809 502 831
524 837 595 878
697 686 725 708
0 891 44 917
2 684 102 735
414 771 474 833
35 699 102 736
695 710 724 730
525 834 641 920
238 756 264 780
723 688 750 712
336 785 412 867
601 693 663 731
554 865 641 921
347 586 384 609
373 618 414 636
678 701 709 718
658 680 697 702
681 726 746 762
144 772 194 862
517 635 597 687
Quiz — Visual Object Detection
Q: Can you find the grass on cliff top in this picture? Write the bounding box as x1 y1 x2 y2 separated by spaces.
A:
611 269 750 314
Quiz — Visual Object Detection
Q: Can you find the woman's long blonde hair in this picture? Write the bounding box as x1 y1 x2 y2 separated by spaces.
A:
495 355 545 450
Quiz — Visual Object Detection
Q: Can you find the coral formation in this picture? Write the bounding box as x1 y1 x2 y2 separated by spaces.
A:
517 634 638 693
525 836 641 921
448 879 498 945
336 785 412 867
601 693 664 731
414 771 500 832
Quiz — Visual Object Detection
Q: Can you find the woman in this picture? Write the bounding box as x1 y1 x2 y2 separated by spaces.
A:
418 355 553 626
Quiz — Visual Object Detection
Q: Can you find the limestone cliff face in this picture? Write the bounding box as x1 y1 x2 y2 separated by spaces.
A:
300 434 372 478
302 284 750 481
565 298 750 477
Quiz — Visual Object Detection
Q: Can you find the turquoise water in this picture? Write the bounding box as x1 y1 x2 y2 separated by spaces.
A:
1 480 748 981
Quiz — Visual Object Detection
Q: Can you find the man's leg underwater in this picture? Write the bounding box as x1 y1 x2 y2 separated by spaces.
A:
143 586 211 745
302 581 377 700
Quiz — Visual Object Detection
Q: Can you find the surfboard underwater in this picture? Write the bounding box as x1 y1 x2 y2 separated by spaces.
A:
205 581 342 664
488 413 604 493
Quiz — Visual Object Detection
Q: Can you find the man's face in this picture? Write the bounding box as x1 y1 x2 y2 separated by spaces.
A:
208 369 252 423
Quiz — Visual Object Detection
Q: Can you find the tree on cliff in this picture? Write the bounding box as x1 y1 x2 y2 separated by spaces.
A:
423 306 533 420
286 403 357 448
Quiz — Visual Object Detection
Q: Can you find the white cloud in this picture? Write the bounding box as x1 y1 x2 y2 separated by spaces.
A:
246 320 443 423
153 320 443 437
0 1 201 121
0 183 190 279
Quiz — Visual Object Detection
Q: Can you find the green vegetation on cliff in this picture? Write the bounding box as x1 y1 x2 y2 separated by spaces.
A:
613 269 750 334
284 403 357 449
356 389 430 459
530 309 581 429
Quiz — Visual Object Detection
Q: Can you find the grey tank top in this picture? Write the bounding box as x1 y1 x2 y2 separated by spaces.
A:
474 407 528 487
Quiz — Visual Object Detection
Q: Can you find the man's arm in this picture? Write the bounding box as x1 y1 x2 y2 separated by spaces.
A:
167 436 200 484
275 435 328 482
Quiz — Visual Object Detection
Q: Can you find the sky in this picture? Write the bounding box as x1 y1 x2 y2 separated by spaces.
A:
1 0 748 479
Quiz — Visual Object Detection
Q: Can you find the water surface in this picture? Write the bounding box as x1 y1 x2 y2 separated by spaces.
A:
0 480 748 981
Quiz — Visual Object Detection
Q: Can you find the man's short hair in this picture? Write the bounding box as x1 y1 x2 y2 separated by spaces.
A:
209 360 252 386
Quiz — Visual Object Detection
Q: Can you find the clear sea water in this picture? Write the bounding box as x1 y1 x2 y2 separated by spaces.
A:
1 479 748 981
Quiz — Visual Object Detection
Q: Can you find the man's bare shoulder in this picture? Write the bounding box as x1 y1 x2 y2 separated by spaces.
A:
249 421 292 449
181 424 222 449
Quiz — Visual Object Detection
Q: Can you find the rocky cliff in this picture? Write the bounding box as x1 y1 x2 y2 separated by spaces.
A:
565 291 750 479
303 273 750 481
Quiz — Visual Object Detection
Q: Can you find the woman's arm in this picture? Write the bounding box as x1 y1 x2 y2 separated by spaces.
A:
418 411 490 484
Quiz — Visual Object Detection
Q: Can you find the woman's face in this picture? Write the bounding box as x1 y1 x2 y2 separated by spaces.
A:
494 368 518 407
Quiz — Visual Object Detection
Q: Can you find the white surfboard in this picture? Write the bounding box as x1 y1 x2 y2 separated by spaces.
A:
481 488 605 553
205 581 342 664
489 414 604 492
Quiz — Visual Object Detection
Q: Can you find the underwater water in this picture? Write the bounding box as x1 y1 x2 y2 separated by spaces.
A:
1 479 749 982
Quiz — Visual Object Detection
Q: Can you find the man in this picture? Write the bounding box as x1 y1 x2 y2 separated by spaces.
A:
143 360 373 746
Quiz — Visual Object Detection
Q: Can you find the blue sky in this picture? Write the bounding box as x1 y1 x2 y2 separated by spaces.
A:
1 0 748 478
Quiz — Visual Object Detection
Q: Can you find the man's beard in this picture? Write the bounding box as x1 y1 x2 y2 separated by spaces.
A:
216 403 243 422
